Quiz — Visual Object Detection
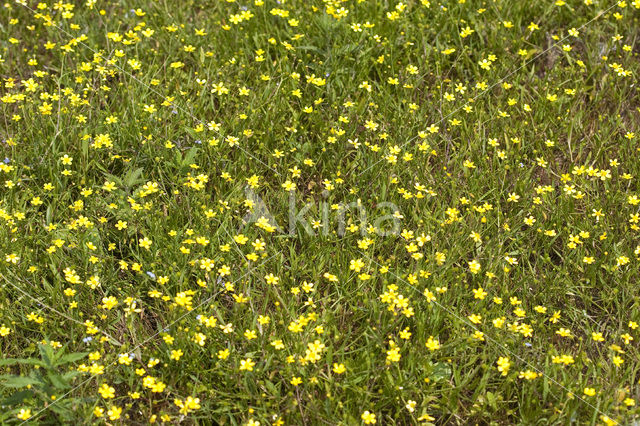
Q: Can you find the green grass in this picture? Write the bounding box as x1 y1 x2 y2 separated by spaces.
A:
1 0 640 424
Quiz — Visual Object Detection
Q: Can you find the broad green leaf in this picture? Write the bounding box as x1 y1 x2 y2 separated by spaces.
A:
1 376 41 388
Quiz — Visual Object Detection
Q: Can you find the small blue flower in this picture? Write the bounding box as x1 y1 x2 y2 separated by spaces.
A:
146 271 156 279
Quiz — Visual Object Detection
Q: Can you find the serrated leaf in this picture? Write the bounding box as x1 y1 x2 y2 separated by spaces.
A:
58 352 88 365
47 371 69 390
61 371 81 382
182 147 199 167
124 167 145 188
0 358 42 367
1 390 33 406
38 344 54 368
1 376 41 388
431 362 452 382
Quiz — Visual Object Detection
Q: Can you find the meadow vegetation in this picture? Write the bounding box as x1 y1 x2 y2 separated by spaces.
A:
1 0 640 424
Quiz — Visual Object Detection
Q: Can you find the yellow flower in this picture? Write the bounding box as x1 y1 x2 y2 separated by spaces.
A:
361 410 376 424
107 405 122 420
98 383 115 399
519 370 539 380
239 358 255 371
425 336 441 351
174 396 201 414
265 273 280 285
139 237 152 249
101 296 118 310
468 260 481 274
17 409 31 420
473 287 487 299
497 357 510 376
332 363 346 374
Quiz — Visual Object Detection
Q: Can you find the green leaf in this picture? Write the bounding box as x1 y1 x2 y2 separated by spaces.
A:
0 358 21 367
486 391 498 410
38 344 54 368
1 390 33 406
61 371 81 381
47 371 70 390
182 147 199 167
58 352 88 365
101 170 123 188
1 376 41 388
124 167 145 188
264 380 278 396
0 358 42 367
81 137 89 161
296 45 321 53
431 362 452 382
49 398 74 416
